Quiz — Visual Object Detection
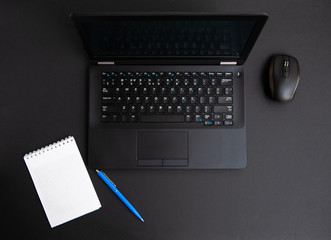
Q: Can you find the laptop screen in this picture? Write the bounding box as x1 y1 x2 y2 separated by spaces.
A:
72 14 267 63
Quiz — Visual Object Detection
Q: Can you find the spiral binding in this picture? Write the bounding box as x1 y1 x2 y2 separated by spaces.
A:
24 136 74 160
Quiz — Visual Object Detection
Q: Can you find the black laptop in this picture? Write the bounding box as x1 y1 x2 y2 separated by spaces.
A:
71 13 267 169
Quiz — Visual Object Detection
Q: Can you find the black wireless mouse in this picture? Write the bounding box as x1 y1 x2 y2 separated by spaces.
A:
269 55 300 102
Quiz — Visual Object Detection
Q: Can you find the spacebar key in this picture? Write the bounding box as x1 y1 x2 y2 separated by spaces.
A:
141 115 185 123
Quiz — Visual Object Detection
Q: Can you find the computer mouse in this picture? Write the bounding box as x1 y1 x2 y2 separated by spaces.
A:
269 55 300 102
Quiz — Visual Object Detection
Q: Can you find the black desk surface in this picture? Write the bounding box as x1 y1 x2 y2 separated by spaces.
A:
2 0 331 239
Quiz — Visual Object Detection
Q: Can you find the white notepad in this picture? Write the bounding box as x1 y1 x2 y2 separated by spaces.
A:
24 136 101 228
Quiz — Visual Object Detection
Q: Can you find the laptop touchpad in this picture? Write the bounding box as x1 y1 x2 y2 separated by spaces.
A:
137 131 188 167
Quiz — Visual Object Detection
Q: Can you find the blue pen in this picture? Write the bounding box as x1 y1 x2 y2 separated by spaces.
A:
96 169 144 222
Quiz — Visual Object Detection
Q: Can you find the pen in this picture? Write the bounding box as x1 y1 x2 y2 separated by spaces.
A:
96 169 144 222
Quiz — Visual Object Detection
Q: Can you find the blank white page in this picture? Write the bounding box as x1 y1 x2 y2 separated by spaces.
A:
24 136 101 228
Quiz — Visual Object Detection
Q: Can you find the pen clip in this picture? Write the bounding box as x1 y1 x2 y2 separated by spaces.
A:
103 171 117 187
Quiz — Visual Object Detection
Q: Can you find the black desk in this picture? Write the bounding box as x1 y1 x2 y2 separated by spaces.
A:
2 0 331 239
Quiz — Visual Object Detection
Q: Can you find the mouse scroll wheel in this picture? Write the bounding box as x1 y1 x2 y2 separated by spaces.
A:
283 60 290 68
283 59 290 78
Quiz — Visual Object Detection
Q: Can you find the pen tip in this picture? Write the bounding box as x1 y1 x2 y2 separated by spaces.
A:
141 219 144 222
95 169 99 173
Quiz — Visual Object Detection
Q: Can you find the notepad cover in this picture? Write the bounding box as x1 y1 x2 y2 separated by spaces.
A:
24 136 101 228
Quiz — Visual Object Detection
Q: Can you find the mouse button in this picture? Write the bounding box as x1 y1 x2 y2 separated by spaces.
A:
282 57 290 78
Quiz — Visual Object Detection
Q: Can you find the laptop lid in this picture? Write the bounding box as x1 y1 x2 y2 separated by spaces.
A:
70 13 268 65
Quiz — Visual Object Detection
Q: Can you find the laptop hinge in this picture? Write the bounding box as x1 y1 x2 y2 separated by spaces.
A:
220 61 237 65
97 61 115 65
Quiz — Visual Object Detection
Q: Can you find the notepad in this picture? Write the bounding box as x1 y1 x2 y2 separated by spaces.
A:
24 136 101 228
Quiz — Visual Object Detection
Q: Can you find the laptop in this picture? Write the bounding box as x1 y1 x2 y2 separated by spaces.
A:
71 13 267 169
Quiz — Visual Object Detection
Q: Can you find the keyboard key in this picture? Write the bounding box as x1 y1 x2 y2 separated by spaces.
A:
140 105 147 113
216 87 224 95
209 97 217 104
221 78 233 86
214 105 233 113
115 87 121 94
133 87 140 95
101 115 112 122
131 105 137 113
181 96 189 104
102 96 115 104
135 96 142 104
186 106 193 113
163 96 169 104
204 106 212 113
112 114 121 122
152 87 159 94
122 115 129 122
130 114 138 122
214 120 223 126
102 87 110 95
170 87 177 94
102 105 121 113
116 96 123 104
204 121 214 126
102 79 110 86
126 96 133 103
172 96 179 104
167 106 175 113
214 114 222 120
204 114 212 120
191 96 198 104
207 88 215 95
158 105 166 113
195 115 203 123
161 87 168 95
175 79 181 86
142 87 149 95
168 72 175 77
225 87 233 95
166 79 173 86
202 79 210 86
144 96 151 104
192 72 199 77
208 72 215 77
198 87 205 95
149 105 156 113
188 87 196 94
154 96 161 104
193 79 200 86
141 115 184 123
200 97 207 104
184 72 191 77
224 120 233 126
185 114 194 122
216 72 223 77
177 106 184 113
224 72 233 77
176 72 183 77
224 114 233 120
124 87 131 95
122 105 128 112
211 79 219 86
195 105 203 113
218 96 233 104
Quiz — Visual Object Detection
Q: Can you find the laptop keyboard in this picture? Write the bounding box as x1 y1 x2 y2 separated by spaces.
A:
101 71 234 126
